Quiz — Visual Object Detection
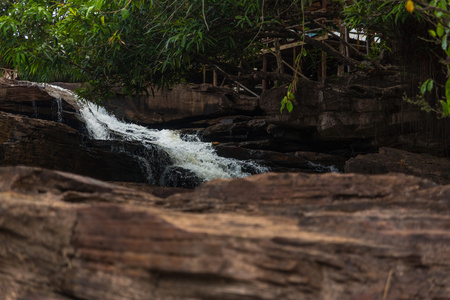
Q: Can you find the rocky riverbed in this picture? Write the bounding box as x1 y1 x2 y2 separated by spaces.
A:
1 78 450 299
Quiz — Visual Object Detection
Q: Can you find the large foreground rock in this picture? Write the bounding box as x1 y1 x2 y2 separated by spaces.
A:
1 166 450 299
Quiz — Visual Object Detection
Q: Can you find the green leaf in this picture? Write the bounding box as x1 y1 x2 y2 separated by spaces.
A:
280 96 287 113
440 100 450 116
287 91 295 101
286 101 293 113
121 8 130 20
437 23 444 37
420 80 429 94
443 35 448 50
101 16 105 25
446 78 450 99
427 79 434 92
86 6 94 18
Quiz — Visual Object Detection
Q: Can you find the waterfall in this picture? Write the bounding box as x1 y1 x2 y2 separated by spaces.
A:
55 98 63 122
306 161 340 173
42 84 269 184
31 101 39 118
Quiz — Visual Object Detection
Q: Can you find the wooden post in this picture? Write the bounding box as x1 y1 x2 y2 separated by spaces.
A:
293 46 297 72
345 26 350 73
203 66 206 84
321 0 327 82
213 70 218 86
321 51 327 81
262 54 268 91
338 20 345 77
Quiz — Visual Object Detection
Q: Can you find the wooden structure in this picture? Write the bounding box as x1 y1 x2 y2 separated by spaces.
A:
1 67 17 80
195 0 373 97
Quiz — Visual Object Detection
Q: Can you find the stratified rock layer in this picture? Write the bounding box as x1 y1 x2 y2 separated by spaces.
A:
345 147 450 184
0 111 151 182
1 166 450 300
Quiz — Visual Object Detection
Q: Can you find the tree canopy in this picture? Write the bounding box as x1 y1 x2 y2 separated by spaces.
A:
1 0 316 94
0 0 449 116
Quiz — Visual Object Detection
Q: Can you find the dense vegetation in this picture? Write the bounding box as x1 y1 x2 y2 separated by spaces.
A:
0 0 449 116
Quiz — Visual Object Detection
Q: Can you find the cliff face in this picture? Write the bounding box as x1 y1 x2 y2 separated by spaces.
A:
90 73 448 157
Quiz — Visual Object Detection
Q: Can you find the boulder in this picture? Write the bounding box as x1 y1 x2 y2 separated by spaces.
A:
0 111 150 182
1 166 450 299
0 81 84 131
345 147 450 185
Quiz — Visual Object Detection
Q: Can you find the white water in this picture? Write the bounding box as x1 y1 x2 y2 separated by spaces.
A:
307 161 340 173
38 83 269 183
55 98 63 122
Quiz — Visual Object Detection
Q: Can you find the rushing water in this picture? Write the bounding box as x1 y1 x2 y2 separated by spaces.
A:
38 83 269 184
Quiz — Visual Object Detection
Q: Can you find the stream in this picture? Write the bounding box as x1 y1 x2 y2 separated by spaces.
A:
46 84 270 185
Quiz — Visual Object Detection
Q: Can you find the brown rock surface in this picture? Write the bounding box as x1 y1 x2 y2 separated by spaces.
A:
0 81 82 129
1 166 450 299
0 111 150 182
103 84 251 125
345 147 450 185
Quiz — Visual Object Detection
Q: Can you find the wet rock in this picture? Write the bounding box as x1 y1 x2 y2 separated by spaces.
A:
345 147 450 184
201 115 268 142
0 111 149 182
214 144 337 173
159 165 204 189
293 151 348 171
0 81 85 131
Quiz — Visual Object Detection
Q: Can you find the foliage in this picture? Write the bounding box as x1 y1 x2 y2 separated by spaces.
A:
413 0 450 117
0 0 317 99
341 0 449 118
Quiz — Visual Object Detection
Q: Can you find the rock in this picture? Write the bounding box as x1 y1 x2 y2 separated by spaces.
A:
159 165 204 189
0 111 149 182
102 84 257 126
0 82 206 188
201 115 268 142
1 166 450 299
112 182 194 198
0 81 85 131
214 144 313 172
293 151 348 171
345 147 450 185
258 76 449 156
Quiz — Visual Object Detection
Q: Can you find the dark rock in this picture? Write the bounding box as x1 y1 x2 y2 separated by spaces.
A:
345 147 450 184
293 151 348 170
159 165 204 189
0 81 85 131
214 144 340 173
102 84 257 126
0 111 149 182
201 115 268 142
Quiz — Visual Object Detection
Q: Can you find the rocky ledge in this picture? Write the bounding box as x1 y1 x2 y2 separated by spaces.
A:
1 165 450 300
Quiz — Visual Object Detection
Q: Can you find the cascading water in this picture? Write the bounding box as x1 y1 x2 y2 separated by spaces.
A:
79 102 269 182
40 83 269 185
54 98 63 122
